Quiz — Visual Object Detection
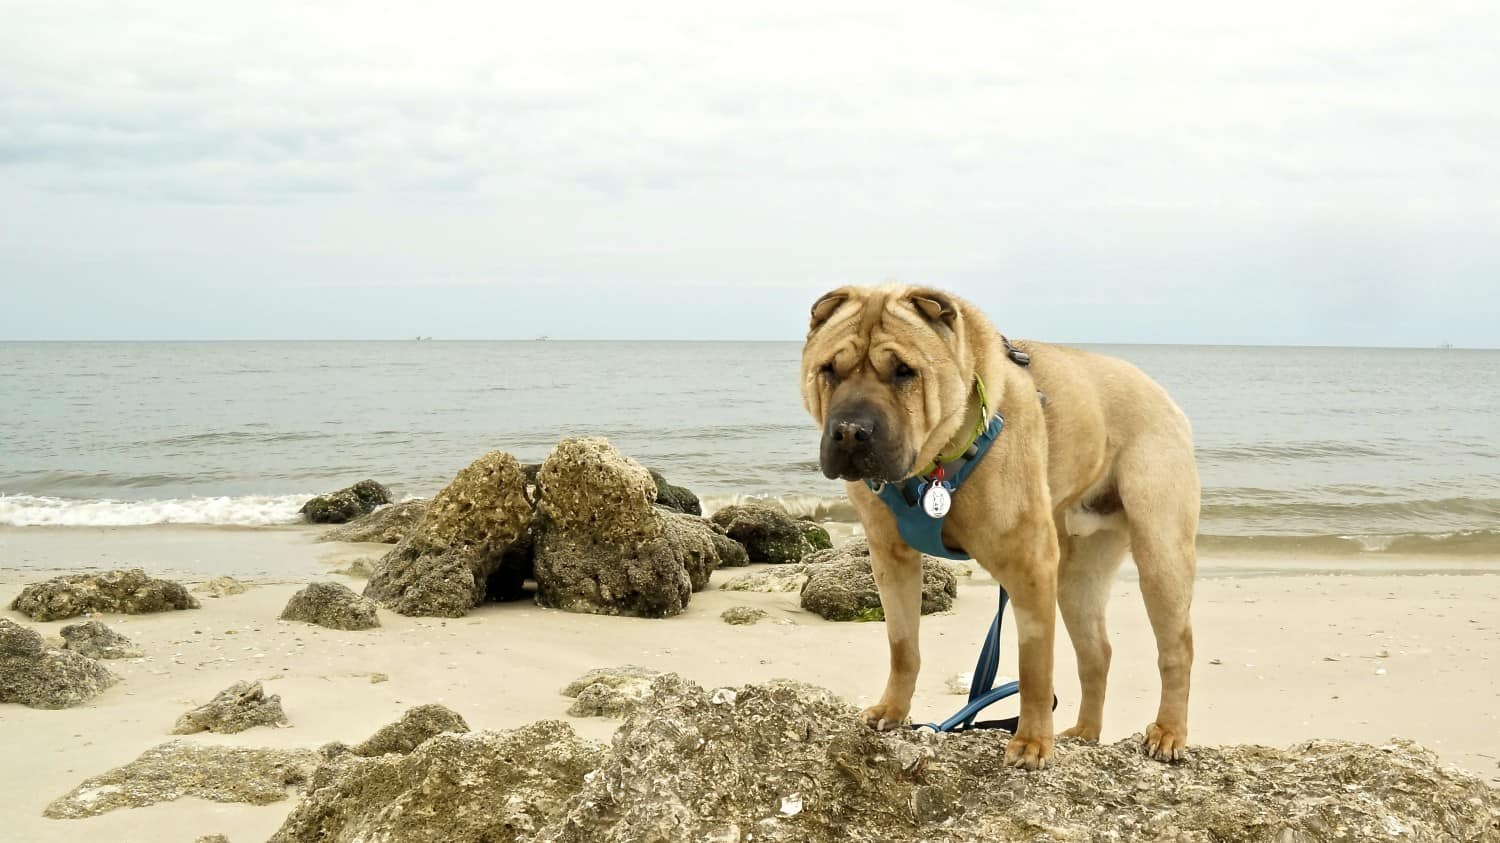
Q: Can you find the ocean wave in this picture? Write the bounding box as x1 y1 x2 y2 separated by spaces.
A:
0 494 313 527
1 469 235 491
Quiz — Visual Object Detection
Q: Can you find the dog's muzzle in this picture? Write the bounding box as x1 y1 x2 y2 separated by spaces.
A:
819 405 907 482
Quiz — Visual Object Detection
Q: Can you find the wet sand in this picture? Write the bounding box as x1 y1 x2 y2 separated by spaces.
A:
2 525 1498 842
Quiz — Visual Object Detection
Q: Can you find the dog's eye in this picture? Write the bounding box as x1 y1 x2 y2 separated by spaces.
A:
893 362 917 380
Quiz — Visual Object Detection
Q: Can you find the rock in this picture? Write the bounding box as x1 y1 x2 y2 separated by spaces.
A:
333 704 470 758
196 836 231 843
799 539 958 622
547 675 1500 843
300 480 392 524
537 437 659 543
799 519 833 551
364 451 533 618
649 468 702 515
318 499 430 543
269 720 605 843
172 680 289 734
721 606 769 625
59 620 143 659
719 565 809 593
193 576 249 598
45 741 317 819
710 503 814 564
709 529 751 568
0 618 117 709
368 672 389 684
332 558 377 579
533 438 716 618
560 665 662 718
10 568 199 621
280 582 380 630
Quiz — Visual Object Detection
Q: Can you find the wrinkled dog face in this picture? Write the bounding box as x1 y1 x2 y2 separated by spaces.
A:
801 285 973 483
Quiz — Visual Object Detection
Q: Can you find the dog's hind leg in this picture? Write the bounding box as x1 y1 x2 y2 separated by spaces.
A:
1057 528 1130 742
1118 444 1199 763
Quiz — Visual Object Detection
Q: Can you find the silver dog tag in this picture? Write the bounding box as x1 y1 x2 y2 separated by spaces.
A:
922 483 952 518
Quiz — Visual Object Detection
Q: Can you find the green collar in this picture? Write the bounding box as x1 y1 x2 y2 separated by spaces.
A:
914 375 991 478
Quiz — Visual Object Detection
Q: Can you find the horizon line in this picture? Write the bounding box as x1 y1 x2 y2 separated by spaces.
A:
0 339 1492 351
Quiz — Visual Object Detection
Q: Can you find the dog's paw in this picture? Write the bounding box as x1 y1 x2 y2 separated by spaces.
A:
1003 733 1053 771
1059 723 1101 742
1142 721 1188 762
859 702 909 731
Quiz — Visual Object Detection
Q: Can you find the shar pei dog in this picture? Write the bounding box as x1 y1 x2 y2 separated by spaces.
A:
801 284 1198 770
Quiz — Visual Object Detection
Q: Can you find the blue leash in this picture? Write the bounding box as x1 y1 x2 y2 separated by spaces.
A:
916 586 1056 733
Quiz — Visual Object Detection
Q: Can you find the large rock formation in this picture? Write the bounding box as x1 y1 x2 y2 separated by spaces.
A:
267 675 1500 842
710 503 816 564
300 480 392 524
172 681 289 734
560 665 663 718
532 438 730 618
364 451 534 617
45 741 317 819
10 568 199 621
280 582 380 630
318 499 431 543
0 618 117 709
269 720 606 843
800 539 958 622
60 620 144 659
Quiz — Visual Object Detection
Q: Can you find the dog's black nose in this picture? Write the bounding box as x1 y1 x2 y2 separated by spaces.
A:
828 416 875 450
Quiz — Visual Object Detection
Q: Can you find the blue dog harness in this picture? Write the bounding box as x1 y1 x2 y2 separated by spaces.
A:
867 339 1057 733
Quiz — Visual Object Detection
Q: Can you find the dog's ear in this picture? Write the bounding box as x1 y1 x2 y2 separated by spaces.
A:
809 288 852 331
908 288 958 326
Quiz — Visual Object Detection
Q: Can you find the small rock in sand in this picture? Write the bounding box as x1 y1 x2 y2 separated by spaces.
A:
332 558 378 579
10 568 199 621
194 576 249 598
172 680 289 734
60 620 143 659
45 741 317 819
196 836 231 843
721 606 769 625
561 665 662 718
799 539 957 622
369 672 389 684
0 618 117 709
280 582 380 631
718 565 809 593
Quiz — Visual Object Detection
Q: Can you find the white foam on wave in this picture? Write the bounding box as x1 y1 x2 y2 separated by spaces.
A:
0 494 314 527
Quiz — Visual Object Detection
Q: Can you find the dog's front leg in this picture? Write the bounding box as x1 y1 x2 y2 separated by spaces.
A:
986 529 1060 770
861 528 924 731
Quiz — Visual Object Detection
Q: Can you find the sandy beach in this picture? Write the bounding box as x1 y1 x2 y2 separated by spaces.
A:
1 524 1496 841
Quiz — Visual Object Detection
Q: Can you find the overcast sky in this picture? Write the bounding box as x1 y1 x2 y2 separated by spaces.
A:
1 1 1495 345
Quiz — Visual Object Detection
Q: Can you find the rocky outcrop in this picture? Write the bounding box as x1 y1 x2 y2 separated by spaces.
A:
193 576 248 598
710 503 815 564
721 606 768 625
799 539 958 621
709 529 751 568
59 620 143 659
364 452 533 618
172 681 289 734
268 675 1500 842
10 568 199 621
318 499 430 544
280 582 380 630
301 480 392 524
269 720 606 843
0 618 116 708
649 469 702 515
533 439 728 618
560 665 662 718
45 742 317 819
